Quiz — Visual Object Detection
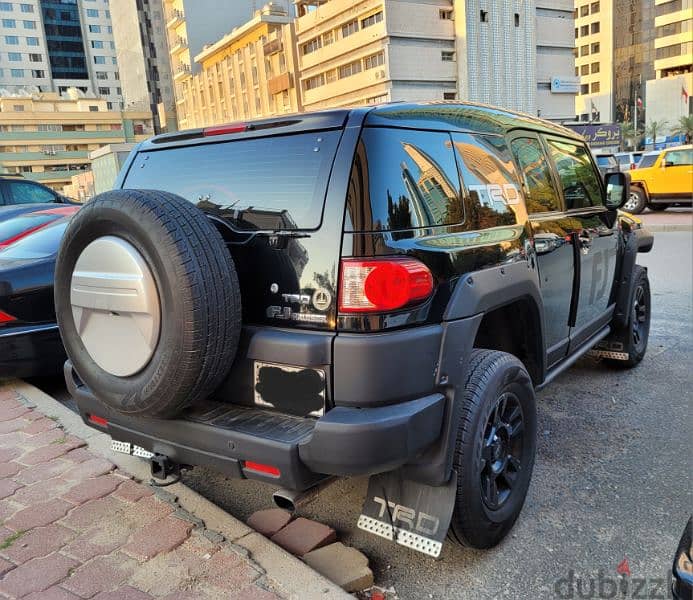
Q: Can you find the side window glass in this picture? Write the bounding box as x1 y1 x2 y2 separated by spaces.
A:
665 150 692 166
348 128 463 232
509 137 561 214
451 133 522 228
547 139 603 210
8 181 56 205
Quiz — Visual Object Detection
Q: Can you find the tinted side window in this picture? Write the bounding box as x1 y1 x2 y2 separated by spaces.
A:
451 133 521 228
665 149 693 166
7 181 56 205
347 128 462 231
638 154 658 168
547 139 603 209
510 137 561 213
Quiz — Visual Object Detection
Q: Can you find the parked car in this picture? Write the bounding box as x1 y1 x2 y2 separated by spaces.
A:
54 102 651 558
0 206 80 249
673 518 693 600
0 217 76 378
626 145 693 213
0 175 75 206
614 151 643 171
593 153 620 177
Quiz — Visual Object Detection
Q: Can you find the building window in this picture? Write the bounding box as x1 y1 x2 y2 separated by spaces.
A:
514 13 520 27
325 69 337 83
88 24 101 33
590 22 599 34
339 59 361 79
86 8 98 17
341 19 358 38
322 30 334 46
580 64 589 75
19 3 32 13
8 51 20 61
28 53 41 61
580 5 589 17
480 10 488 22
440 9 453 20
106 25 112 34
361 11 383 29
25 36 38 45
441 50 455 62
91 40 103 49
591 62 600 74
580 83 589 95
304 73 324 91
31 69 43 77
656 0 685 17
2 18 15 27
94 56 106 64
111 57 117 64
98 86 109 95
22 19 34 29
302 37 320 55
5 35 19 44
591 1 600 13
656 43 687 60
0 3 12 12
88 105 98 112
580 25 588 36
10 68 23 77
591 42 599 54
591 81 600 93
363 51 384 70
580 45 589 56
443 92 456 100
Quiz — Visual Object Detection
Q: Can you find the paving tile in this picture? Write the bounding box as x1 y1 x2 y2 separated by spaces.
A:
112 480 153 503
62 447 94 463
0 556 14 577
0 552 78 598
62 553 137 598
93 586 153 600
15 458 71 485
0 405 30 423
0 478 21 500
247 508 293 538
59 496 125 531
62 457 115 481
19 439 84 466
23 417 60 435
122 516 192 561
12 477 74 506
0 418 29 435
270 517 336 556
5 498 73 531
23 586 82 600
0 446 22 463
0 461 20 478
1 524 75 565
62 520 131 562
63 475 122 504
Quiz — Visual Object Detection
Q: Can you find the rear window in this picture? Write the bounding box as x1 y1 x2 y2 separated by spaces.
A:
0 213 57 242
596 155 617 168
122 131 341 231
637 154 658 168
0 220 67 259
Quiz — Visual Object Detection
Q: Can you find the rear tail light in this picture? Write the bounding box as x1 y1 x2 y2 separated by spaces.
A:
339 257 434 313
0 310 16 325
87 414 108 427
244 461 281 477
203 122 248 136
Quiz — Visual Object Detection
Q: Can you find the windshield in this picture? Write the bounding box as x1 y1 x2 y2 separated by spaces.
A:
637 154 658 168
0 220 68 259
123 131 342 231
0 213 58 242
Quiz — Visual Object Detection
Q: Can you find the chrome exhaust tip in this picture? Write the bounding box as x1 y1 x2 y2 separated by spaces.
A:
272 478 336 512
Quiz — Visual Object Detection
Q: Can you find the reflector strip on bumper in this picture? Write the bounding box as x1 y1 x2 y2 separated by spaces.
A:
110 440 154 459
357 514 442 558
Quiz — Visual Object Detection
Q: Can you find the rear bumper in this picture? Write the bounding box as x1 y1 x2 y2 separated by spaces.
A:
65 361 445 491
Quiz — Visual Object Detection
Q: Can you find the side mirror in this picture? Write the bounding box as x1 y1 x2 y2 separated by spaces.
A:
663 161 675 168
604 171 630 210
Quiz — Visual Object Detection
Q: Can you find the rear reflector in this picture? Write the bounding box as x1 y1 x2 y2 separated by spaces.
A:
203 122 248 136
339 257 434 313
244 461 281 477
0 310 16 325
88 414 108 427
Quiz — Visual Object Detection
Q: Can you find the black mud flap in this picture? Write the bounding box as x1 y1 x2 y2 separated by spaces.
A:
357 470 457 558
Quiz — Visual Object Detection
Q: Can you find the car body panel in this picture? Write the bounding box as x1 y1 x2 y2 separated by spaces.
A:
630 145 693 201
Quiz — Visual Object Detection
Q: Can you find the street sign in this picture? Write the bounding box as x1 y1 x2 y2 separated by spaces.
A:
551 76 580 94
565 124 621 148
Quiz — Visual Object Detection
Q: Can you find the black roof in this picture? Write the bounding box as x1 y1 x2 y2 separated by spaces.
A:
364 101 583 139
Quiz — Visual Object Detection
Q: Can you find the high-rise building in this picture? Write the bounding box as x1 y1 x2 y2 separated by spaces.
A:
294 0 576 120
162 0 258 129
0 90 152 191
0 0 123 109
110 0 177 133
653 0 692 79
176 3 301 129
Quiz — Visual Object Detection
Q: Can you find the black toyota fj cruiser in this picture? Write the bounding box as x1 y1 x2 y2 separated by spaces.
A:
55 102 653 557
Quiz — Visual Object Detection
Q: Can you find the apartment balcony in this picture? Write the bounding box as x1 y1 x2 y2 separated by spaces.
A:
268 72 293 95
0 151 90 163
263 38 284 56
299 23 387 72
170 37 189 56
166 9 184 29
23 170 84 183
0 130 124 142
173 63 191 81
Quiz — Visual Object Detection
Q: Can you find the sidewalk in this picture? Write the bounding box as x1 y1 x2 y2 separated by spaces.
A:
0 385 348 599
638 208 692 232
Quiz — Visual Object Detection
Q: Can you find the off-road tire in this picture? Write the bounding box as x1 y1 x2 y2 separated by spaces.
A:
54 189 242 418
624 187 647 214
449 350 537 549
605 266 650 368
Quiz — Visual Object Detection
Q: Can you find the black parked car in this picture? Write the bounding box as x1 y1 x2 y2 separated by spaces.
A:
0 175 74 206
0 218 75 378
55 102 652 557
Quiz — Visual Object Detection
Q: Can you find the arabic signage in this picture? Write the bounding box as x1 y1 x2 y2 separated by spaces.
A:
550 76 580 94
566 124 621 148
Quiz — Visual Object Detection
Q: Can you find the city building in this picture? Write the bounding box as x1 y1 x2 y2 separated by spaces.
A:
294 0 577 120
176 2 301 129
110 0 177 133
162 0 258 128
0 90 152 191
0 0 123 109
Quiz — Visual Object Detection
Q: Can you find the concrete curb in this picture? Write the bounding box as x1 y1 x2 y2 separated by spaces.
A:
645 224 692 232
6 379 351 600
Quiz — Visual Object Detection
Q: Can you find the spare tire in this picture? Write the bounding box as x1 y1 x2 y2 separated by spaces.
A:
54 189 241 418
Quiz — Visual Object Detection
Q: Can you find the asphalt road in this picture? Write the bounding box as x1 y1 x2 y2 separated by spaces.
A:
34 230 692 599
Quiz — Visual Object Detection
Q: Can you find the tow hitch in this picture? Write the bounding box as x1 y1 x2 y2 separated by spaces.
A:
150 454 180 481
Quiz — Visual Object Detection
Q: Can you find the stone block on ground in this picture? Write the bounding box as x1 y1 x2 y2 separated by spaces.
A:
247 508 293 537
0 552 79 598
270 517 336 556
303 542 374 592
